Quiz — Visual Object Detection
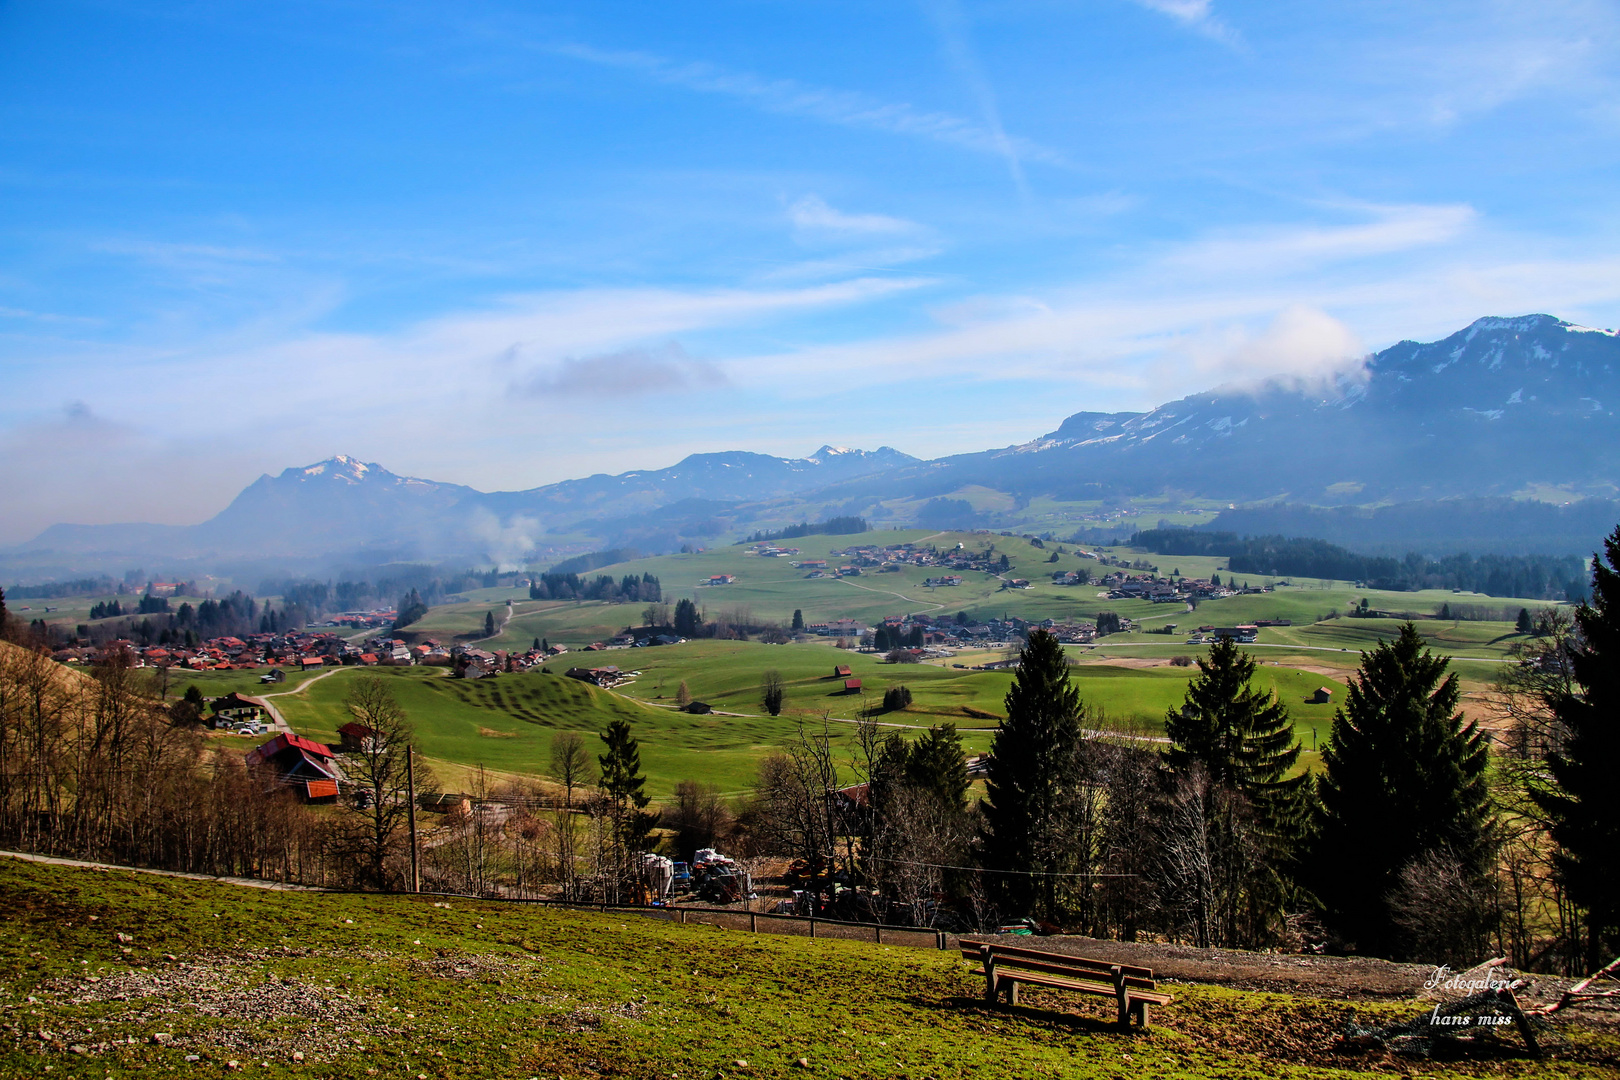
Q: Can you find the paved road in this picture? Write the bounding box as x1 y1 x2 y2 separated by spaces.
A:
253 666 343 732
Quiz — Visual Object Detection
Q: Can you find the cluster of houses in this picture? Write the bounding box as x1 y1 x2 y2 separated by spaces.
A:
746 543 803 558
49 629 356 673
1048 567 1274 606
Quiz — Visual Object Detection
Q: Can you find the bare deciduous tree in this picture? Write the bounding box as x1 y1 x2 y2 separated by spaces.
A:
341 676 428 889
548 731 594 808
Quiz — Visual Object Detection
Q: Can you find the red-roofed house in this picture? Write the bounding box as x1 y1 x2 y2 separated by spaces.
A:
245 732 341 803
338 721 385 753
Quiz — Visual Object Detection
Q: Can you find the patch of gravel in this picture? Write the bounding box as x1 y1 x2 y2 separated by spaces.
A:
547 996 653 1034
18 947 549 1063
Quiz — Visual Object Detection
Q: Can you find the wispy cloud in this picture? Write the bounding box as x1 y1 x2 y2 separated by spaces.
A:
1128 0 1241 45
548 42 1073 169
924 0 1030 197
787 196 920 238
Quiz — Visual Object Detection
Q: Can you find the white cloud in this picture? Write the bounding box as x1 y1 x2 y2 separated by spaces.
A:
1169 305 1368 391
1161 203 1477 276
787 196 920 238
1127 0 1241 45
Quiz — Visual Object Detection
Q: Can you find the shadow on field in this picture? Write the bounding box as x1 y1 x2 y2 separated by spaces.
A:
919 995 1149 1037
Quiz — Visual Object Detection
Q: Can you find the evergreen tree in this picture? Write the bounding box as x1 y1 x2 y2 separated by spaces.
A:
1516 607 1534 635
761 669 785 716
791 608 804 631
673 598 701 637
599 720 657 863
1163 636 1308 945
483 611 496 637
542 637 550 653
906 722 969 811
1311 623 1493 958
1164 637 1303 796
1532 527 1620 970
980 629 1089 919
532 637 541 652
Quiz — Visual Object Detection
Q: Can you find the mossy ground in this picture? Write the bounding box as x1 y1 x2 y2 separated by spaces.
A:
2 858 1613 1080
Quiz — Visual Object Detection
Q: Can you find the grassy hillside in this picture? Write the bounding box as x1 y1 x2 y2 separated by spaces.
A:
5 857 1610 1080
404 532 1562 660
262 642 1352 794
269 664 809 797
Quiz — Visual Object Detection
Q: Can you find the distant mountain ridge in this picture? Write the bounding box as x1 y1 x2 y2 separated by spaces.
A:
851 313 1619 506
7 314 1618 578
12 447 921 570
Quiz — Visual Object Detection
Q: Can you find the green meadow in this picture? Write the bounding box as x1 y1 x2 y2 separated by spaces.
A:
268 664 808 797
259 639 1350 797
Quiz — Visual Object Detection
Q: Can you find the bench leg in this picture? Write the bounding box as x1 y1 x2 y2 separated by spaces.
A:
1131 999 1151 1029
1112 966 1129 1028
1005 979 1019 1006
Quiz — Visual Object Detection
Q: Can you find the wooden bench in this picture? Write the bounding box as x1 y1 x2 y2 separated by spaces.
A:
960 941 1173 1029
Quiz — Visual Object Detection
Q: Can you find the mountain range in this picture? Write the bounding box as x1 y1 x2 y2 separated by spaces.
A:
7 314 1618 580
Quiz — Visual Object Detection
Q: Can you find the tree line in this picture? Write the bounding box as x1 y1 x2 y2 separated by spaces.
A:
1131 527 1588 599
528 572 662 603
743 516 870 543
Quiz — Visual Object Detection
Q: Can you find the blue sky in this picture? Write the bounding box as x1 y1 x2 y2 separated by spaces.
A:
3 0 1620 540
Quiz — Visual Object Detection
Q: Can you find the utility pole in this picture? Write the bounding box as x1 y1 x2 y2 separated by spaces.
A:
406 744 419 893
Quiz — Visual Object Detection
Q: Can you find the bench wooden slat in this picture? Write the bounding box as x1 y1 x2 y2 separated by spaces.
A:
963 940 1153 979
970 955 1159 991
961 940 1172 1029
965 965 1172 1003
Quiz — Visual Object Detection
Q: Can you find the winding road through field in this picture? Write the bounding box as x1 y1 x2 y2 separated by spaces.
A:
253 666 344 732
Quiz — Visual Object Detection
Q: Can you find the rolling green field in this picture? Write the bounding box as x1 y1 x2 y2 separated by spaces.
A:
395 533 1561 663
261 640 1349 796
270 664 811 797
9 856 1608 1080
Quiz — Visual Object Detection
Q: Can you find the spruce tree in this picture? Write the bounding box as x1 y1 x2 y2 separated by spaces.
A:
1163 636 1308 945
906 722 969 811
1312 623 1492 958
1532 527 1620 970
599 720 658 872
1516 607 1534 635
483 611 496 637
980 629 1088 919
1164 636 1303 797
761 669 785 716
792 609 804 631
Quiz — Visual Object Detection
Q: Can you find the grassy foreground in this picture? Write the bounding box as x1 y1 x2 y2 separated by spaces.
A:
3 857 1612 1080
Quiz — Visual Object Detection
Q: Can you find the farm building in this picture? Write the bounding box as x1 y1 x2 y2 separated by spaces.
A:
1311 687 1333 704
834 665 853 677
565 666 626 688
338 721 385 753
843 678 863 692
244 732 342 803
210 692 270 729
